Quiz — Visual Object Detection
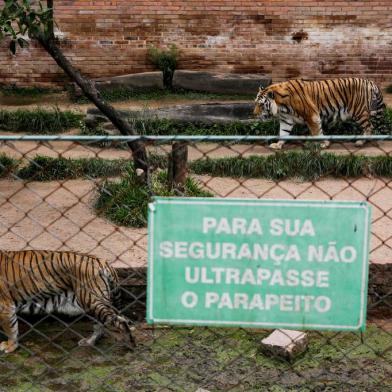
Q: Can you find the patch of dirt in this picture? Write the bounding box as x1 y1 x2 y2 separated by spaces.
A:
0 179 146 268
0 174 391 267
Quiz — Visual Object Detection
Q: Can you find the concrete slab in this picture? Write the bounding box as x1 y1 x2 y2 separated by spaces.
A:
93 70 271 95
261 329 308 360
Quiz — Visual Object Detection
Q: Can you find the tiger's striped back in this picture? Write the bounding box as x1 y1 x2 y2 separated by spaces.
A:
254 78 386 149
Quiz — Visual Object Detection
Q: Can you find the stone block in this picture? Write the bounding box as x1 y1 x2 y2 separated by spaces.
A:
261 329 308 360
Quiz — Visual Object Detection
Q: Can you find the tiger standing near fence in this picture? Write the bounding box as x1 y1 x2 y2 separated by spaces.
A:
0 250 135 353
253 78 386 149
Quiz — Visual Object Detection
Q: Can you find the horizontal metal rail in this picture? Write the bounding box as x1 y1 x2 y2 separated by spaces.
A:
0 135 392 142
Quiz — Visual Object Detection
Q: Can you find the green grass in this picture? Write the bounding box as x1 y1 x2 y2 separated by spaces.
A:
190 149 392 181
17 156 131 181
0 108 83 133
1 320 391 391
95 169 212 228
0 84 59 97
85 107 392 137
0 154 18 178
71 86 252 103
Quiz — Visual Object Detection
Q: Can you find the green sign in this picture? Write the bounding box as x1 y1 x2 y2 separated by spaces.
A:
147 198 370 331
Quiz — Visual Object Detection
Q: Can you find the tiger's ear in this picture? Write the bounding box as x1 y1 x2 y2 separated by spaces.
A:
267 91 275 99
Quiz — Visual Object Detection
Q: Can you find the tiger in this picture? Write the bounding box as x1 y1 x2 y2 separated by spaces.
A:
0 250 135 353
253 78 386 149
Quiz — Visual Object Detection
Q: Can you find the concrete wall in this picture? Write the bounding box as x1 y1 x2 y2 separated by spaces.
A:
1 1 391 87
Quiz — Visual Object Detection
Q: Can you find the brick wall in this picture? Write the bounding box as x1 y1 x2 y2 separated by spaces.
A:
1 1 391 87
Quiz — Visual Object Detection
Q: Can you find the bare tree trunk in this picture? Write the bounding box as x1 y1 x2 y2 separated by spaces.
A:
37 35 149 180
168 142 188 191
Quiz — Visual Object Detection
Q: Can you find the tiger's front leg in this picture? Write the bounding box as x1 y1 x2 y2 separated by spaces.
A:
269 118 294 150
307 115 330 149
0 305 19 354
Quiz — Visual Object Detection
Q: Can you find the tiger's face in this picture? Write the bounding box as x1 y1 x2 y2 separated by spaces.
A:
253 88 278 120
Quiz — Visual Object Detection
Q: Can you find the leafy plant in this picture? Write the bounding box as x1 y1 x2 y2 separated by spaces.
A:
17 156 130 181
190 150 392 181
0 154 18 177
0 0 54 53
0 108 82 133
147 44 178 90
95 169 211 228
0 84 57 97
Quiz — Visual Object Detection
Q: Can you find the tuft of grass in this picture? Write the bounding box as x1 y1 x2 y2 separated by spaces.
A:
190 149 392 181
0 154 18 178
95 169 212 227
17 156 130 181
71 86 252 104
0 84 59 97
385 85 392 94
0 108 83 133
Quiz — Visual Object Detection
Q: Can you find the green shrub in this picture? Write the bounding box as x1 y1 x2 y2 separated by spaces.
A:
147 44 178 90
385 85 392 94
17 156 130 181
190 150 392 181
71 86 251 103
95 169 212 228
0 108 82 133
0 84 58 97
0 154 18 178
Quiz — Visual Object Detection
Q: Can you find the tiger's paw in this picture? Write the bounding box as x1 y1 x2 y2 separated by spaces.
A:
320 141 331 149
269 142 284 150
0 340 18 353
78 338 95 347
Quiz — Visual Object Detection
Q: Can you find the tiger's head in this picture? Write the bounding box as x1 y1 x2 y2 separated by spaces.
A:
253 86 278 120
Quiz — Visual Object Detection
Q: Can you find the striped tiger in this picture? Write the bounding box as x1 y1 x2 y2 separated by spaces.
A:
0 250 135 353
253 78 386 149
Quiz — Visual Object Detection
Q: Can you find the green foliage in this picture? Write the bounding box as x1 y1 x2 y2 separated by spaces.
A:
0 0 54 53
385 85 392 94
127 116 280 136
0 154 18 177
95 169 212 228
0 84 57 97
17 156 130 181
70 86 251 103
190 149 392 181
114 107 392 137
147 44 178 89
0 108 82 133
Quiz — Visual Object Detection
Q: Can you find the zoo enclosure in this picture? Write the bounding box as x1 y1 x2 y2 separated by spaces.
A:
0 134 392 391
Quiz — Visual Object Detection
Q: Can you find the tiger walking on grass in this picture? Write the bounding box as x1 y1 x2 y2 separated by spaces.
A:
0 250 135 353
253 78 386 149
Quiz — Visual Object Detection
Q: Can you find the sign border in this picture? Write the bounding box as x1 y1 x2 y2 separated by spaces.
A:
147 197 370 331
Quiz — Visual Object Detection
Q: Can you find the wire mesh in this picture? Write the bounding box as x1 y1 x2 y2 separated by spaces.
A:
0 135 391 391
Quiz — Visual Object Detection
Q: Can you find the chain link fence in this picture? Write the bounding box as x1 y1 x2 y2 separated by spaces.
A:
0 135 392 391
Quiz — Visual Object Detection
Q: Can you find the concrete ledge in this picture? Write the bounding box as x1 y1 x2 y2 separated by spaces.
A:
86 102 255 128
93 70 271 95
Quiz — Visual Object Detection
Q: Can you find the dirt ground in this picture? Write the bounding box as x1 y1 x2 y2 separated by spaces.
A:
0 174 390 268
1 319 391 392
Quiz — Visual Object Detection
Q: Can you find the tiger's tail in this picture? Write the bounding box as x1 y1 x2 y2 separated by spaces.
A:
370 83 386 133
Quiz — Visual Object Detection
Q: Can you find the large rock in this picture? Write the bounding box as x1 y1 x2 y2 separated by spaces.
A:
87 102 255 126
173 70 271 95
93 70 271 95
